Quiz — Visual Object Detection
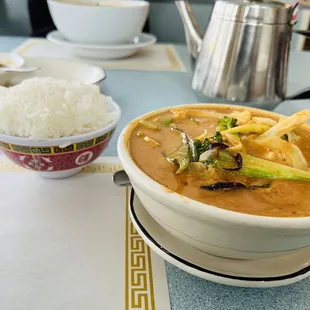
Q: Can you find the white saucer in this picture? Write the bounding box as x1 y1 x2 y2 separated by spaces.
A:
129 189 310 288
47 30 157 60
5 56 106 87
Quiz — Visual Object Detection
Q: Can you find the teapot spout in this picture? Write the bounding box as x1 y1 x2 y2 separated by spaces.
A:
176 1 203 61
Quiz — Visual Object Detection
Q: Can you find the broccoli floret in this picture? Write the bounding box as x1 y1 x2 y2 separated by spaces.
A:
201 137 211 150
217 116 238 132
212 131 223 142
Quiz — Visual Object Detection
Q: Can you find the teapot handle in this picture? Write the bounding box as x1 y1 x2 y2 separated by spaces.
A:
175 1 203 61
293 30 310 39
291 3 310 38
286 86 310 101
286 21 310 101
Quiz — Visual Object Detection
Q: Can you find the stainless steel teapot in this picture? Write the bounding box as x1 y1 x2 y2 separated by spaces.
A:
176 0 310 110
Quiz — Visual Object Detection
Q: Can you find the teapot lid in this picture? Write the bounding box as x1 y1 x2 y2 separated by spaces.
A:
212 0 293 24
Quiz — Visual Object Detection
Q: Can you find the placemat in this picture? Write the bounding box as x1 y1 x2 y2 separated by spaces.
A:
0 157 171 310
12 39 186 72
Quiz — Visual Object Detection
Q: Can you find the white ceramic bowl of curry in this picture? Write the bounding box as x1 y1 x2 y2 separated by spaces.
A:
118 104 310 260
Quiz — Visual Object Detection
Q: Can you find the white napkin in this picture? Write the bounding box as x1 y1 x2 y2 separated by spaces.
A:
0 157 170 310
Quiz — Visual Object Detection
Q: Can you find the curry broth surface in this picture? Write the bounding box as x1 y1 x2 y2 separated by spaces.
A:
129 107 310 217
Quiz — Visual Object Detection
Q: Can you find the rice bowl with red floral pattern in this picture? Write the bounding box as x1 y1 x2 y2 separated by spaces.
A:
0 77 121 178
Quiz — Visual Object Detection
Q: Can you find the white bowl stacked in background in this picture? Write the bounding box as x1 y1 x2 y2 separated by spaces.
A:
47 0 150 45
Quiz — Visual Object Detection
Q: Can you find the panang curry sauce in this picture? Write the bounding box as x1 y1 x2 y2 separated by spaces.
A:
128 106 310 217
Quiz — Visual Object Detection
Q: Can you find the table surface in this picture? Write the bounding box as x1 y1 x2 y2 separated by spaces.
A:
1 35 310 310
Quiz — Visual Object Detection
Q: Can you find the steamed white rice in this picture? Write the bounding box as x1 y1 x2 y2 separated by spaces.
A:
0 77 117 139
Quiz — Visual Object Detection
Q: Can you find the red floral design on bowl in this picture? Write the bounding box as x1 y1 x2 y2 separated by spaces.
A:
0 128 116 178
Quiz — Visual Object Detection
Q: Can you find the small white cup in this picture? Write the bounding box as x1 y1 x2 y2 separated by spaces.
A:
47 0 150 45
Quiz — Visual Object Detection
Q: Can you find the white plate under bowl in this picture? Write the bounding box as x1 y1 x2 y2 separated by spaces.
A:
6 56 106 87
129 189 310 288
47 30 157 60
